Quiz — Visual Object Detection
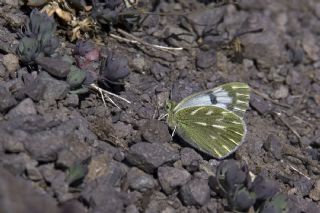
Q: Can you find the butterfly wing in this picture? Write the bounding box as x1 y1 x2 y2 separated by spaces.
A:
173 82 250 118
173 105 246 159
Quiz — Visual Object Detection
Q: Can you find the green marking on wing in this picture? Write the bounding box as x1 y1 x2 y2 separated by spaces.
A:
219 82 250 118
173 105 246 159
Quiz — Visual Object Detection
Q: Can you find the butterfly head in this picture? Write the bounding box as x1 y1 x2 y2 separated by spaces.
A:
165 100 178 127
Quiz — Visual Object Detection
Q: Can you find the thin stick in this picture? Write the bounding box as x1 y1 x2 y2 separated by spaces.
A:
115 28 183 51
90 84 131 109
288 163 311 180
274 112 301 141
252 89 291 108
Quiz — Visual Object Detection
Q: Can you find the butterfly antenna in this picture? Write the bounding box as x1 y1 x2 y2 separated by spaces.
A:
158 113 168 120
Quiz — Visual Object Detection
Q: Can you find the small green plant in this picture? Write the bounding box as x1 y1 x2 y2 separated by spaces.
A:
17 9 59 63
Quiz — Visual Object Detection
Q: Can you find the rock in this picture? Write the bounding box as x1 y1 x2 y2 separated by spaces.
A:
0 85 17 112
100 52 131 82
64 94 79 107
294 177 313 197
60 200 87 213
38 163 57 183
3 53 19 74
51 171 73 203
23 76 47 101
25 161 42 181
23 129 66 162
0 168 60 213
36 56 71 78
141 119 171 144
86 155 128 187
302 33 319 61
125 205 139 213
251 175 278 200
56 149 81 170
7 98 37 118
150 63 169 80
263 134 283 160
250 93 273 114
127 167 156 192
0 153 30 176
158 166 191 195
179 178 210 207
38 72 70 101
126 142 180 173
196 50 217 69
180 147 203 172
3 0 19 6
22 118 85 162
0 114 60 134
273 85 289 99
1 129 27 153
309 179 320 201
242 28 287 68
81 185 126 213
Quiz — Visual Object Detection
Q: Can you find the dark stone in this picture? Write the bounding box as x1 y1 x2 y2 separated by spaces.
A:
141 119 171 144
196 50 217 69
37 72 70 101
179 178 210 207
100 51 130 82
23 118 86 162
0 168 60 213
150 63 169 80
180 147 203 172
125 205 139 213
250 93 273 114
251 175 278 201
81 186 126 213
64 94 79 107
0 114 60 134
35 56 71 78
7 98 37 118
51 171 72 203
127 167 156 192
126 142 179 173
0 85 17 112
294 177 314 197
231 187 256 211
0 153 30 176
60 200 87 213
158 166 191 195
38 163 57 183
263 134 283 160
23 76 47 101
0 129 27 153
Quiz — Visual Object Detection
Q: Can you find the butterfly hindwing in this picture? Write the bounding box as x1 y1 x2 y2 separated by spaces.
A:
173 105 246 159
173 82 250 118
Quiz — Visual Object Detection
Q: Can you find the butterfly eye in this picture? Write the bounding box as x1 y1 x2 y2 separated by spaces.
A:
165 100 172 111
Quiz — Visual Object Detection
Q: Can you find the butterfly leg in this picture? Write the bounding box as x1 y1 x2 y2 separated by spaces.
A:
171 126 177 139
158 113 168 120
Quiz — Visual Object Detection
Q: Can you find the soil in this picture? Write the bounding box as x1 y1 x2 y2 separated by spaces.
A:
0 0 320 212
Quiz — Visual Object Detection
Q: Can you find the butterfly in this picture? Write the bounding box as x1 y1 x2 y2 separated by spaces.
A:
166 82 250 159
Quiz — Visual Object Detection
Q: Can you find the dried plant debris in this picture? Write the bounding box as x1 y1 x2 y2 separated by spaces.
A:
209 160 296 212
17 9 59 63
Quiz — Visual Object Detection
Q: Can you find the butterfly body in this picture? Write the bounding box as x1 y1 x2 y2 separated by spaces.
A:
166 82 250 159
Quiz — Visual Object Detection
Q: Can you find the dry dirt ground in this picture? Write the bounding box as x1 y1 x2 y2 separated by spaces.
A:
0 0 320 212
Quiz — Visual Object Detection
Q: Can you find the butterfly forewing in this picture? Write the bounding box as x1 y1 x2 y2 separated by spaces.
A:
173 82 250 118
173 106 246 159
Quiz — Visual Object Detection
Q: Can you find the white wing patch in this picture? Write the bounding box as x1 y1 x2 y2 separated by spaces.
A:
216 96 233 104
195 122 207 126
